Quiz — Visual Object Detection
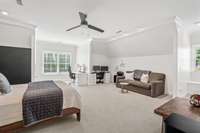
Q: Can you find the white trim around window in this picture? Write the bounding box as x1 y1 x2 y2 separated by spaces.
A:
42 51 72 75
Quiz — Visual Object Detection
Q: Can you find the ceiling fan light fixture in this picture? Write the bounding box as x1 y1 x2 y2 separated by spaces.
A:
66 12 104 33
81 25 88 29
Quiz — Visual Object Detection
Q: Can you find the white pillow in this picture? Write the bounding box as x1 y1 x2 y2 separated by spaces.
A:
0 73 11 94
140 73 149 83
125 72 133 80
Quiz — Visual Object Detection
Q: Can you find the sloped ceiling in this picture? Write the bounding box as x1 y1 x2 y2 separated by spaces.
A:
107 23 176 57
0 0 200 44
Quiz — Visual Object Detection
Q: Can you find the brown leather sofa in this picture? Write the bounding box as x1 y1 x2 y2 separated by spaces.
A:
116 70 165 97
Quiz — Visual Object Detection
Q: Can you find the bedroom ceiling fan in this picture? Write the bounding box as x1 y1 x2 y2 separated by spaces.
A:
16 0 23 6
66 12 104 33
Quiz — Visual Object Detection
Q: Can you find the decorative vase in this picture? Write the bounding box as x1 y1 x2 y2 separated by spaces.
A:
190 94 200 107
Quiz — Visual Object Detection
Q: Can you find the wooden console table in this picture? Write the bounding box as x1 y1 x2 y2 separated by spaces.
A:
154 97 200 133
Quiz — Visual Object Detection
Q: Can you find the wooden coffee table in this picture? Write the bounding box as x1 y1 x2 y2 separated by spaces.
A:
120 82 129 93
154 97 200 133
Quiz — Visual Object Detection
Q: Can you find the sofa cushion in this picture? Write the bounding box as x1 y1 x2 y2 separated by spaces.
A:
124 72 134 80
140 73 149 83
119 79 132 83
134 70 151 81
129 80 151 89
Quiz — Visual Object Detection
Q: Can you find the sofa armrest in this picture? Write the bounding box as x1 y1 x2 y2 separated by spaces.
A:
150 80 165 97
116 76 125 88
151 81 163 84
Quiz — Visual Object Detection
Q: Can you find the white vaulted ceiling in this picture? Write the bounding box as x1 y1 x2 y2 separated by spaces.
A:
107 23 177 57
0 0 200 44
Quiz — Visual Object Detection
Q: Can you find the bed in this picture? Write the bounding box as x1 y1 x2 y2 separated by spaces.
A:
0 80 81 132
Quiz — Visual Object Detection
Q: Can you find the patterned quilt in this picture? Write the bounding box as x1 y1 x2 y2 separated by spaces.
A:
22 81 63 126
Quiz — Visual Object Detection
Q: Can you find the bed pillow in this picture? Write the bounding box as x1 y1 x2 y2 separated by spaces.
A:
0 73 11 94
140 73 149 83
125 72 134 80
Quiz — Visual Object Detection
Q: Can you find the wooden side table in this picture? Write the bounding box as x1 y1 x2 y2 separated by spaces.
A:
154 97 200 133
120 82 129 93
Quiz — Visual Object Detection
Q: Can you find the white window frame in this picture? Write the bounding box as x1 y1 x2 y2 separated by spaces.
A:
42 51 72 75
192 44 200 72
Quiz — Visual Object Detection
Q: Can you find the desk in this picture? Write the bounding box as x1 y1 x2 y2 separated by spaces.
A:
74 73 97 86
88 73 96 85
75 73 88 86
154 97 200 133
104 73 111 83
92 72 111 84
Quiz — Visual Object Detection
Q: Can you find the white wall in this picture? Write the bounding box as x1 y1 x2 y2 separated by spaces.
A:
191 31 200 45
0 23 34 48
0 17 35 48
91 54 110 66
90 39 110 72
34 40 77 81
176 25 191 97
76 39 92 73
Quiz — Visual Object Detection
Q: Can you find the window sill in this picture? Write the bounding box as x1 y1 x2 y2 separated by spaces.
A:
42 72 68 76
191 71 200 73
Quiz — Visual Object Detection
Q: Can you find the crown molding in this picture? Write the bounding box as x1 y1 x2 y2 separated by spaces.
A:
174 16 183 27
107 16 178 43
0 16 36 30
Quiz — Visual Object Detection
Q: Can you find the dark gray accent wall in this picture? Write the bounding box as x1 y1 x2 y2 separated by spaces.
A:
0 46 31 84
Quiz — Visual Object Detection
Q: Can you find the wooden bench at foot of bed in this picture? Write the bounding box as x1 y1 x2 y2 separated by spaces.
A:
0 107 80 133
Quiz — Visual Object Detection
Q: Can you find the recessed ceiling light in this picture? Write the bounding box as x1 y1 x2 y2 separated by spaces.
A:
195 22 200 26
1 10 8 16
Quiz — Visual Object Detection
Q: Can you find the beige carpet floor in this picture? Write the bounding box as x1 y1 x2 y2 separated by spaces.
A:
20 84 171 133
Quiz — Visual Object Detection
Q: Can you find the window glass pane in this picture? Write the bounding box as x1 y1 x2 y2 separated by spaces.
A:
44 53 57 73
59 64 67 72
51 64 57 72
196 49 200 70
59 54 66 64
43 52 71 73
44 64 50 72
67 55 70 62
59 54 70 72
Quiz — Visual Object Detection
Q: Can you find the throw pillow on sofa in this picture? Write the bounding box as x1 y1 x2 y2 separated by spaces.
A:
125 72 134 80
134 70 151 81
140 73 149 83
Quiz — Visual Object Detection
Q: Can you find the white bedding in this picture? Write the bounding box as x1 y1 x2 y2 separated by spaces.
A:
0 81 81 126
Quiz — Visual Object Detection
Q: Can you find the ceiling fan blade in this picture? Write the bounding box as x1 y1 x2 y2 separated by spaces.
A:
79 12 87 23
16 0 23 5
66 25 81 31
88 25 104 33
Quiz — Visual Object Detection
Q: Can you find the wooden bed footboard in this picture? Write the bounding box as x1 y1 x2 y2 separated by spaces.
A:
0 107 80 133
